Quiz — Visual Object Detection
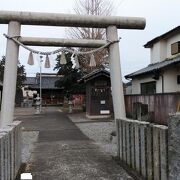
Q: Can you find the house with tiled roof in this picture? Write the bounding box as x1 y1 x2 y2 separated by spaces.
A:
125 26 180 94
23 73 64 105
124 26 180 125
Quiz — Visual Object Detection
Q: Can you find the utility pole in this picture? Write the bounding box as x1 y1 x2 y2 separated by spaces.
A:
39 55 43 113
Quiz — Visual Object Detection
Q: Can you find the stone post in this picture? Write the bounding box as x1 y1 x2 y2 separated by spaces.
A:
134 121 140 173
146 125 153 180
168 114 180 180
0 21 21 128
153 125 160 180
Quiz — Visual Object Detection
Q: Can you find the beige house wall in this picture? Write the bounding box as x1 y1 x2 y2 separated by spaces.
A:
150 34 180 64
163 68 179 93
131 67 180 94
131 76 162 94
166 34 180 57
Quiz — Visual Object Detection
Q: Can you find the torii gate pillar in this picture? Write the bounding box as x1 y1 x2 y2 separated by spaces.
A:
0 21 21 127
107 26 125 119
0 10 145 127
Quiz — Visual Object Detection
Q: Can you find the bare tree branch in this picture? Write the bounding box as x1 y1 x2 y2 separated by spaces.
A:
67 0 114 72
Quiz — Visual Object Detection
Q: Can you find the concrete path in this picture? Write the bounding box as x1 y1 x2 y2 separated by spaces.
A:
18 107 133 180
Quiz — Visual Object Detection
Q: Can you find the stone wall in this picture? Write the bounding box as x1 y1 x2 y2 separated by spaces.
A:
116 118 168 180
0 121 22 180
168 114 180 180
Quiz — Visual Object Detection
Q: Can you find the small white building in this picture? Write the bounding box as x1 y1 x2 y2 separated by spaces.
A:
125 26 180 94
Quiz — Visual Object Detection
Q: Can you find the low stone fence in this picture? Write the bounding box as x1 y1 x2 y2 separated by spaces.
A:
168 114 180 180
0 121 22 180
116 118 168 180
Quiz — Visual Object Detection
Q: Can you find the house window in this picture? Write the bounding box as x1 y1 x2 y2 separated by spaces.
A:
171 41 180 55
141 81 156 94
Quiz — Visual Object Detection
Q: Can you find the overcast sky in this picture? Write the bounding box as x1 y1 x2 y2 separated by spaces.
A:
0 0 180 81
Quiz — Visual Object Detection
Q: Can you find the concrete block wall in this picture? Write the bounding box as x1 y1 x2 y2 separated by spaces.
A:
116 119 168 180
0 121 22 180
168 114 180 180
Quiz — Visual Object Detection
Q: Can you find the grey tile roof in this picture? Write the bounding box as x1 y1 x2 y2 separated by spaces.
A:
23 77 36 85
144 26 180 48
125 54 180 79
80 67 110 82
24 76 63 90
32 76 63 89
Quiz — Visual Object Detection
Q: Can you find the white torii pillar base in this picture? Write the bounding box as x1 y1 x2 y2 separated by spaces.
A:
106 26 126 120
0 21 21 128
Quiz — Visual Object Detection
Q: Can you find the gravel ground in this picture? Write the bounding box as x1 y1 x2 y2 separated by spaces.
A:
14 108 39 164
68 113 118 157
21 131 39 163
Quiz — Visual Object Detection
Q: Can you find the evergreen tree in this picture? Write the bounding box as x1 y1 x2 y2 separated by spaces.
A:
54 51 85 99
0 56 26 105
0 56 26 90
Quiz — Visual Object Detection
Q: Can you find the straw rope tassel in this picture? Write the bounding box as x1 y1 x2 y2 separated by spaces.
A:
89 54 96 67
27 51 34 65
45 55 50 68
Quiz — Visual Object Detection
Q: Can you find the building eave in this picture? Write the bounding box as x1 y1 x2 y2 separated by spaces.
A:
125 54 180 79
144 26 180 48
79 67 110 83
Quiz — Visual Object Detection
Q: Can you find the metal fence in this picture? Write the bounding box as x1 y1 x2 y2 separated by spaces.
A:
0 121 22 180
116 118 168 180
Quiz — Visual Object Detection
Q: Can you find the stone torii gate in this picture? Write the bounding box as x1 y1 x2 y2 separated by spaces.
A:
0 10 146 128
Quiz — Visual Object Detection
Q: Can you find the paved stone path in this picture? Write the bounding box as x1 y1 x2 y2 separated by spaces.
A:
18 107 133 180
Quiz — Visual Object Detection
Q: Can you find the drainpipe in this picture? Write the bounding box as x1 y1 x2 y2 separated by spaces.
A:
161 75 164 93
